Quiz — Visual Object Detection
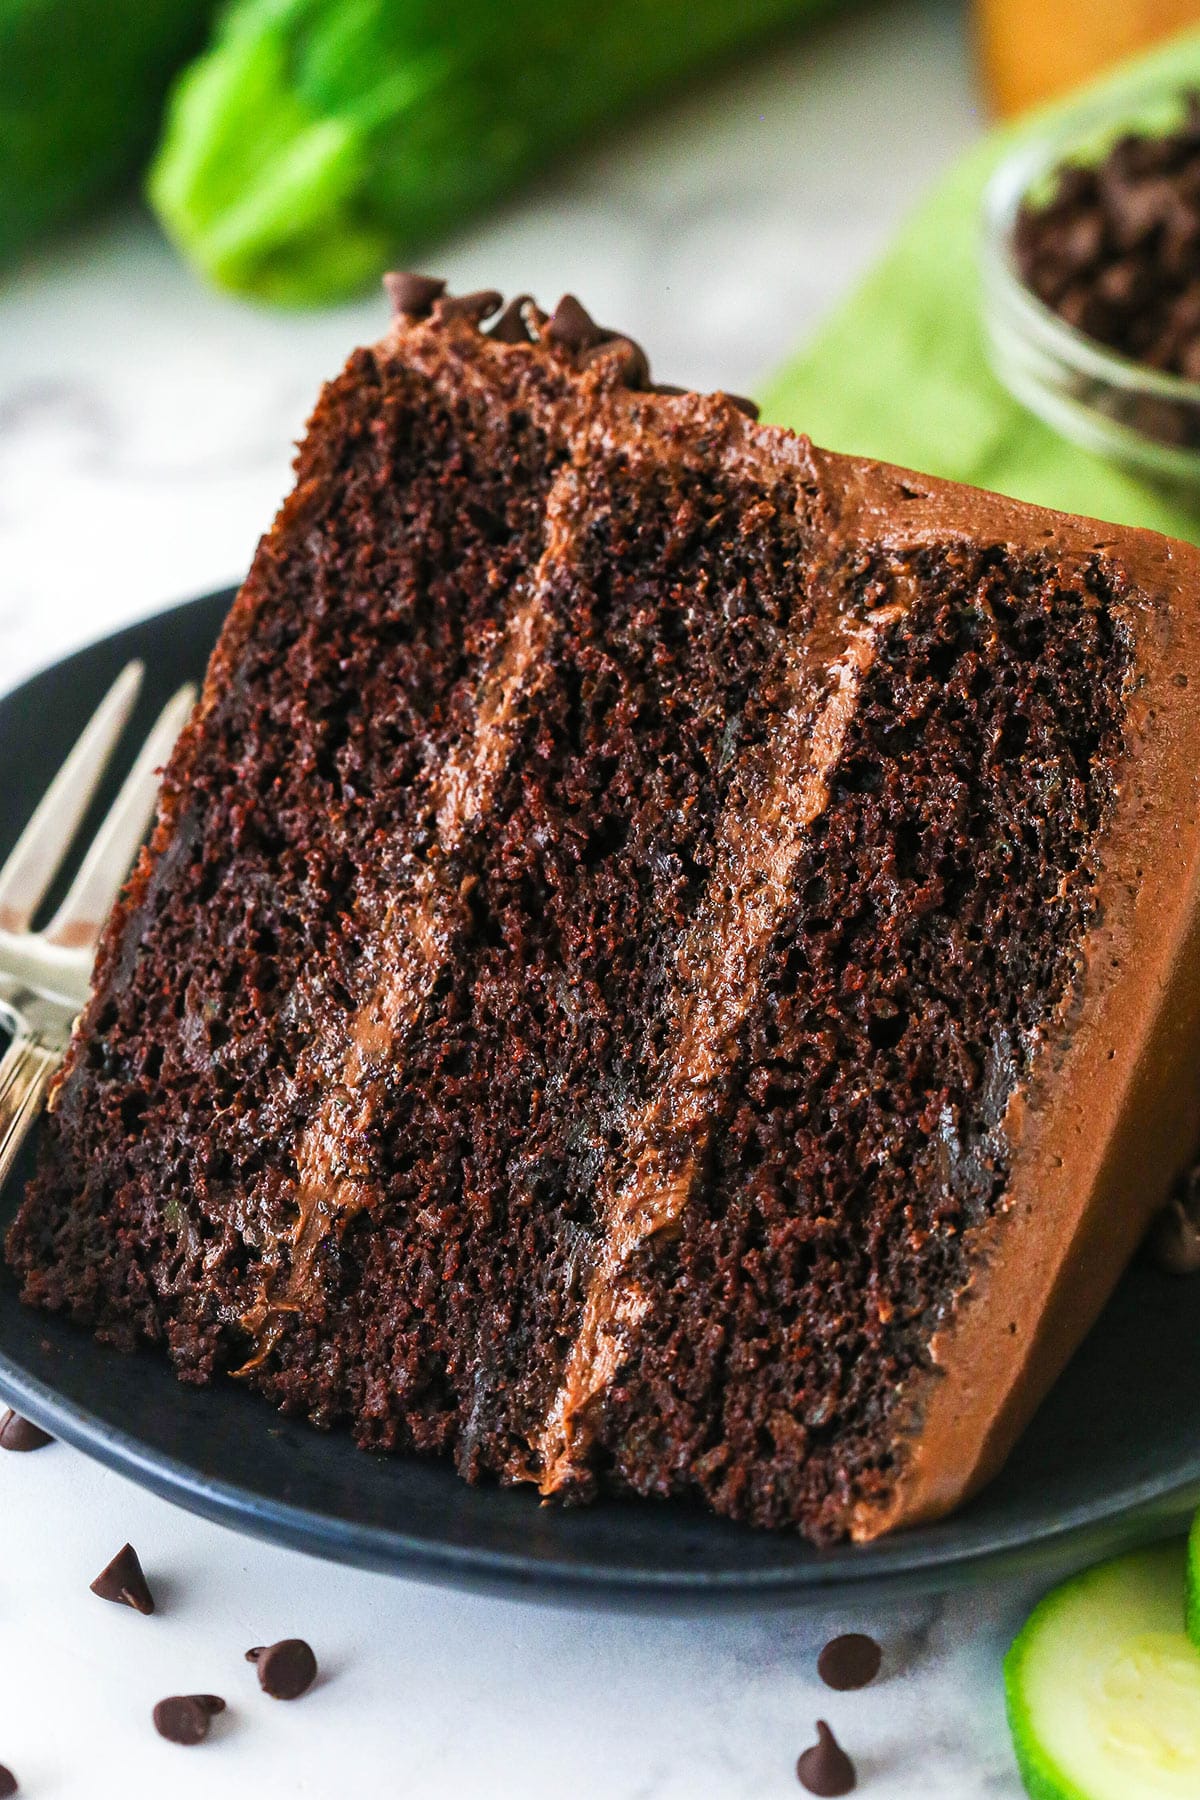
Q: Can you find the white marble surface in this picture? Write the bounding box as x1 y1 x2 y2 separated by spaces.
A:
0 4 1054 1795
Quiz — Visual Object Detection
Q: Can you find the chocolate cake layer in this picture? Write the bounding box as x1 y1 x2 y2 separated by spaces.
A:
11 286 1200 1540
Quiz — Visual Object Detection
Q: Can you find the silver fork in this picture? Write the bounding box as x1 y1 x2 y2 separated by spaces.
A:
0 662 195 1192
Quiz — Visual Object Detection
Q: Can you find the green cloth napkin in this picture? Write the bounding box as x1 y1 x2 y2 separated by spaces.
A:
762 28 1200 543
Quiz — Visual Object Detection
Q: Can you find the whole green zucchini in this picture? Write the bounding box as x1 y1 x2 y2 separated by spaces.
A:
0 0 215 264
149 0 843 307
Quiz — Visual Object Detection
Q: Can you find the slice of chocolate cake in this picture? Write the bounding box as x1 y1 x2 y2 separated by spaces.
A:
11 281 1200 1541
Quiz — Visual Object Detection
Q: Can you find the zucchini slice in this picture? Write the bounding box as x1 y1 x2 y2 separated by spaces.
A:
1005 1544 1200 1799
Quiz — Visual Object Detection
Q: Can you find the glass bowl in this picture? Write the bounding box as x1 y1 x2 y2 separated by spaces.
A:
981 86 1200 486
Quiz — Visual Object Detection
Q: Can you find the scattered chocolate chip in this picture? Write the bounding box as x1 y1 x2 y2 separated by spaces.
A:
246 1637 318 1699
723 392 761 420
545 293 606 354
153 1694 224 1746
90 1542 155 1614
384 271 446 318
0 1411 52 1452
436 288 503 324
817 1632 882 1690
649 382 688 397
0 1764 17 1797
797 1721 856 1795
489 294 537 344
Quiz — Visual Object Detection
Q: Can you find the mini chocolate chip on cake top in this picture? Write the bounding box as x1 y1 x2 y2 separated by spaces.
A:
0 1763 17 1797
1016 93 1200 379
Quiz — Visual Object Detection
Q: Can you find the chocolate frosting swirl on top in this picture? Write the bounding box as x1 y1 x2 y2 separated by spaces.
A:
382 271 760 417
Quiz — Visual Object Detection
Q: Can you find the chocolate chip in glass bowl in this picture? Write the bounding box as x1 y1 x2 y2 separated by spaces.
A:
1012 92 1200 451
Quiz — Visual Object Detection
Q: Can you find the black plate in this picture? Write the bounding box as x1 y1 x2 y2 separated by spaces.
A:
1 591 1198 1610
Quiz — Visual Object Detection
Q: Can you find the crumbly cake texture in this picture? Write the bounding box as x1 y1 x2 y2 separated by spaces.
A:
12 282 1200 1541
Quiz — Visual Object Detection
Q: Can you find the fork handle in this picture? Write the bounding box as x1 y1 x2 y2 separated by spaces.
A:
0 1032 59 1194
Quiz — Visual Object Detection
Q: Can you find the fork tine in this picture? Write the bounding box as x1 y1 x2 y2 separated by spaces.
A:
0 1036 58 1194
0 1032 38 1109
0 661 144 933
44 682 197 951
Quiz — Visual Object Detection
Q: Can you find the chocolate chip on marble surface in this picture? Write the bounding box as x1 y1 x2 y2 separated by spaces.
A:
797 1720 856 1795
0 1410 52 1452
246 1637 318 1699
0 1763 17 1796
817 1632 882 1690
384 271 447 317
90 1542 155 1614
152 1695 224 1746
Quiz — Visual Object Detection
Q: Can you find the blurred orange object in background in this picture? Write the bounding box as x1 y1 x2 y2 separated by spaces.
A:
978 0 1200 115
